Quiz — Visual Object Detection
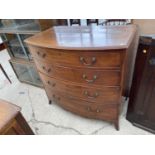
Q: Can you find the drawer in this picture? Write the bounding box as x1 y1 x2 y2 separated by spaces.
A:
35 61 121 87
40 73 121 104
46 88 118 121
29 46 122 69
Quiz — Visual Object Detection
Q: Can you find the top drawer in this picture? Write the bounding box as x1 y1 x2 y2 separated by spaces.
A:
28 46 123 69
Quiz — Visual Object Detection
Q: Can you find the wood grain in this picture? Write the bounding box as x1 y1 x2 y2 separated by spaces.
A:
35 60 121 86
25 25 137 50
40 73 121 104
0 99 34 135
127 37 155 133
46 88 118 121
29 45 122 69
26 25 138 130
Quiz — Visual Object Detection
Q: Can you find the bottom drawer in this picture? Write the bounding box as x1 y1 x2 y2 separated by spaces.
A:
46 88 118 121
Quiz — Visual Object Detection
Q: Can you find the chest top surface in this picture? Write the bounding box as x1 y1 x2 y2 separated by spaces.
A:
0 99 20 130
25 25 137 50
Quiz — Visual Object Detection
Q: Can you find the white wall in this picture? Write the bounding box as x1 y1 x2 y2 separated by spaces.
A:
133 19 155 35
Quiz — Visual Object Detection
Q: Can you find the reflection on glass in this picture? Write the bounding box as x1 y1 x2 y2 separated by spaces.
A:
0 19 40 32
2 33 33 60
12 62 43 87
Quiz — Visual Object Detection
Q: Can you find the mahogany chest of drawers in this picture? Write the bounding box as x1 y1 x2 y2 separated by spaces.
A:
25 25 138 130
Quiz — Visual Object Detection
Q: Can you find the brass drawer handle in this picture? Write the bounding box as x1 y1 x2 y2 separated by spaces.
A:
42 66 51 73
37 51 46 58
82 74 97 83
87 107 100 113
84 91 99 98
80 57 96 66
47 81 56 87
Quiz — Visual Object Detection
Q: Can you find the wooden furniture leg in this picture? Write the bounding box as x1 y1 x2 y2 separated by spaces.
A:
114 121 119 131
49 100 52 105
0 63 12 83
0 42 6 51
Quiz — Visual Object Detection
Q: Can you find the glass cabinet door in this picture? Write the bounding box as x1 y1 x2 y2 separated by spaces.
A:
20 34 34 60
10 60 43 87
2 33 33 60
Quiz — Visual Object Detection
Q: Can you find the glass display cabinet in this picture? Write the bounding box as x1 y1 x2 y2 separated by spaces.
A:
1 33 33 60
10 59 43 87
0 19 53 33
0 19 56 87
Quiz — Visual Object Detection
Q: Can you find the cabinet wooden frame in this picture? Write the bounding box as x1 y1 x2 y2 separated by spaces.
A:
126 36 155 134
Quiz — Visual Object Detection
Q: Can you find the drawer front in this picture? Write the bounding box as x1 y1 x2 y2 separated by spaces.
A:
46 88 118 121
35 61 121 87
40 73 121 104
29 46 122 68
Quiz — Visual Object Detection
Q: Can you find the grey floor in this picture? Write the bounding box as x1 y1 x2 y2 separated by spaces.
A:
0 50 152 135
